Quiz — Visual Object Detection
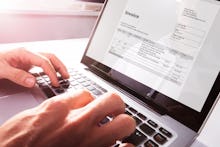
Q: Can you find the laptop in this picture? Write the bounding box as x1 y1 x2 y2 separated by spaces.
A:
0 0 220 146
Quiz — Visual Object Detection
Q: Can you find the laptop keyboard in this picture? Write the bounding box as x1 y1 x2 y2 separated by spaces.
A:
34 68 107 98
34 68 173 147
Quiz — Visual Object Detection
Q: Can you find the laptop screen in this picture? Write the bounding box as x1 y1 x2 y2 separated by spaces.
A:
82 0 220 132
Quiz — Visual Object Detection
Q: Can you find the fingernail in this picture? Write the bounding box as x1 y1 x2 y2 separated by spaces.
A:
25 77 35 87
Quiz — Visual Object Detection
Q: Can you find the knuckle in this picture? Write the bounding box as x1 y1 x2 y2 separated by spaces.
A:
44 53 56 60
14 70 25 81
42 98 68 112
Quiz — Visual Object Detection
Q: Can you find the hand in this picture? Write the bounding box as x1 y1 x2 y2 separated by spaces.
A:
0 90 136 147
0 48 69 87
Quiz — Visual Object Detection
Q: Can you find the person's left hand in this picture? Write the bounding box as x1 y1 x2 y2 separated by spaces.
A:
0 48 69 87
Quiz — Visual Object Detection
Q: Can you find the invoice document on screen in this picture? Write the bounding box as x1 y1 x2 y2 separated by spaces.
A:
97 0 219 111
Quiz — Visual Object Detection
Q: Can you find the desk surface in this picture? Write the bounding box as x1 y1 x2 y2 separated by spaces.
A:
0 39 219 147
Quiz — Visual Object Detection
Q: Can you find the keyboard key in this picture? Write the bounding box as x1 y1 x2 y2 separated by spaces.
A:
125 110 133 116
82 81 91 87
59 79 69 85
39 72 46 76
32 73 40 77
125 103 129 108
137 113 147 120
147 120 158 128
99 117 111 125
55 88 65 94
128 107 137 114
159 127 172 138
77 78 86 83
139 123 155 136
144 140 158 147
36 79 45 84
122 129 146 146
86 86 95 91
153 133 167 145
133 116 142 125
41 86 56 98
38 82 48 88
71 81 79 86
59 80 70 89
91 89 102 96
73 84 83 90
62 83 70 89
95 85 108 93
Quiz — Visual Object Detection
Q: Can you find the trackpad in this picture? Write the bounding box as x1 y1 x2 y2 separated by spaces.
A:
0 92 39 125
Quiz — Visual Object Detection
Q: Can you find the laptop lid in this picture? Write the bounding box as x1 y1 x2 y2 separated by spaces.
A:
81 0 220 132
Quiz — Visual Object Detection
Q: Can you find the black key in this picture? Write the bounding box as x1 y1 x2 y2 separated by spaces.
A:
32 73 40 77
137 113 147 120
39 72 46 76
139 123 155 136
147 120 158 128
55 88 65 94
159 127 172 138
41 86 56 98
144 140 158 147
62 83 70 89
128 107 137 114
99 117 111 125
122 129 146 146
57 76 63 81
59 80 68 85
38 82 48 88
60 80 70 89
125 110 132 116
153 133 167 145
133 116 142 125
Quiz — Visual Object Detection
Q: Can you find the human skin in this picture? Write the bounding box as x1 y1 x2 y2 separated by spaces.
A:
0 48 136 147
0 90 136 147
0 48 69 87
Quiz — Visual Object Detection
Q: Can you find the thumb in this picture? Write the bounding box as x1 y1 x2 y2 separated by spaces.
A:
4 66 36 88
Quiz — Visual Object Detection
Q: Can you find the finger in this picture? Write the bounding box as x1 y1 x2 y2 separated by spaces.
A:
3 65 36 87
18 49 59 86
53 89 95 109
91 114 136 146
86 93 126 124
40 53 69 79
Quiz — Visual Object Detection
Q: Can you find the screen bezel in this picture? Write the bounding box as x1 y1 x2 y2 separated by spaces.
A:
81 0 220 132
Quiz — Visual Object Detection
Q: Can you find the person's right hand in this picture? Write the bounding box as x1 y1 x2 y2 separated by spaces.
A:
0 90 136 147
